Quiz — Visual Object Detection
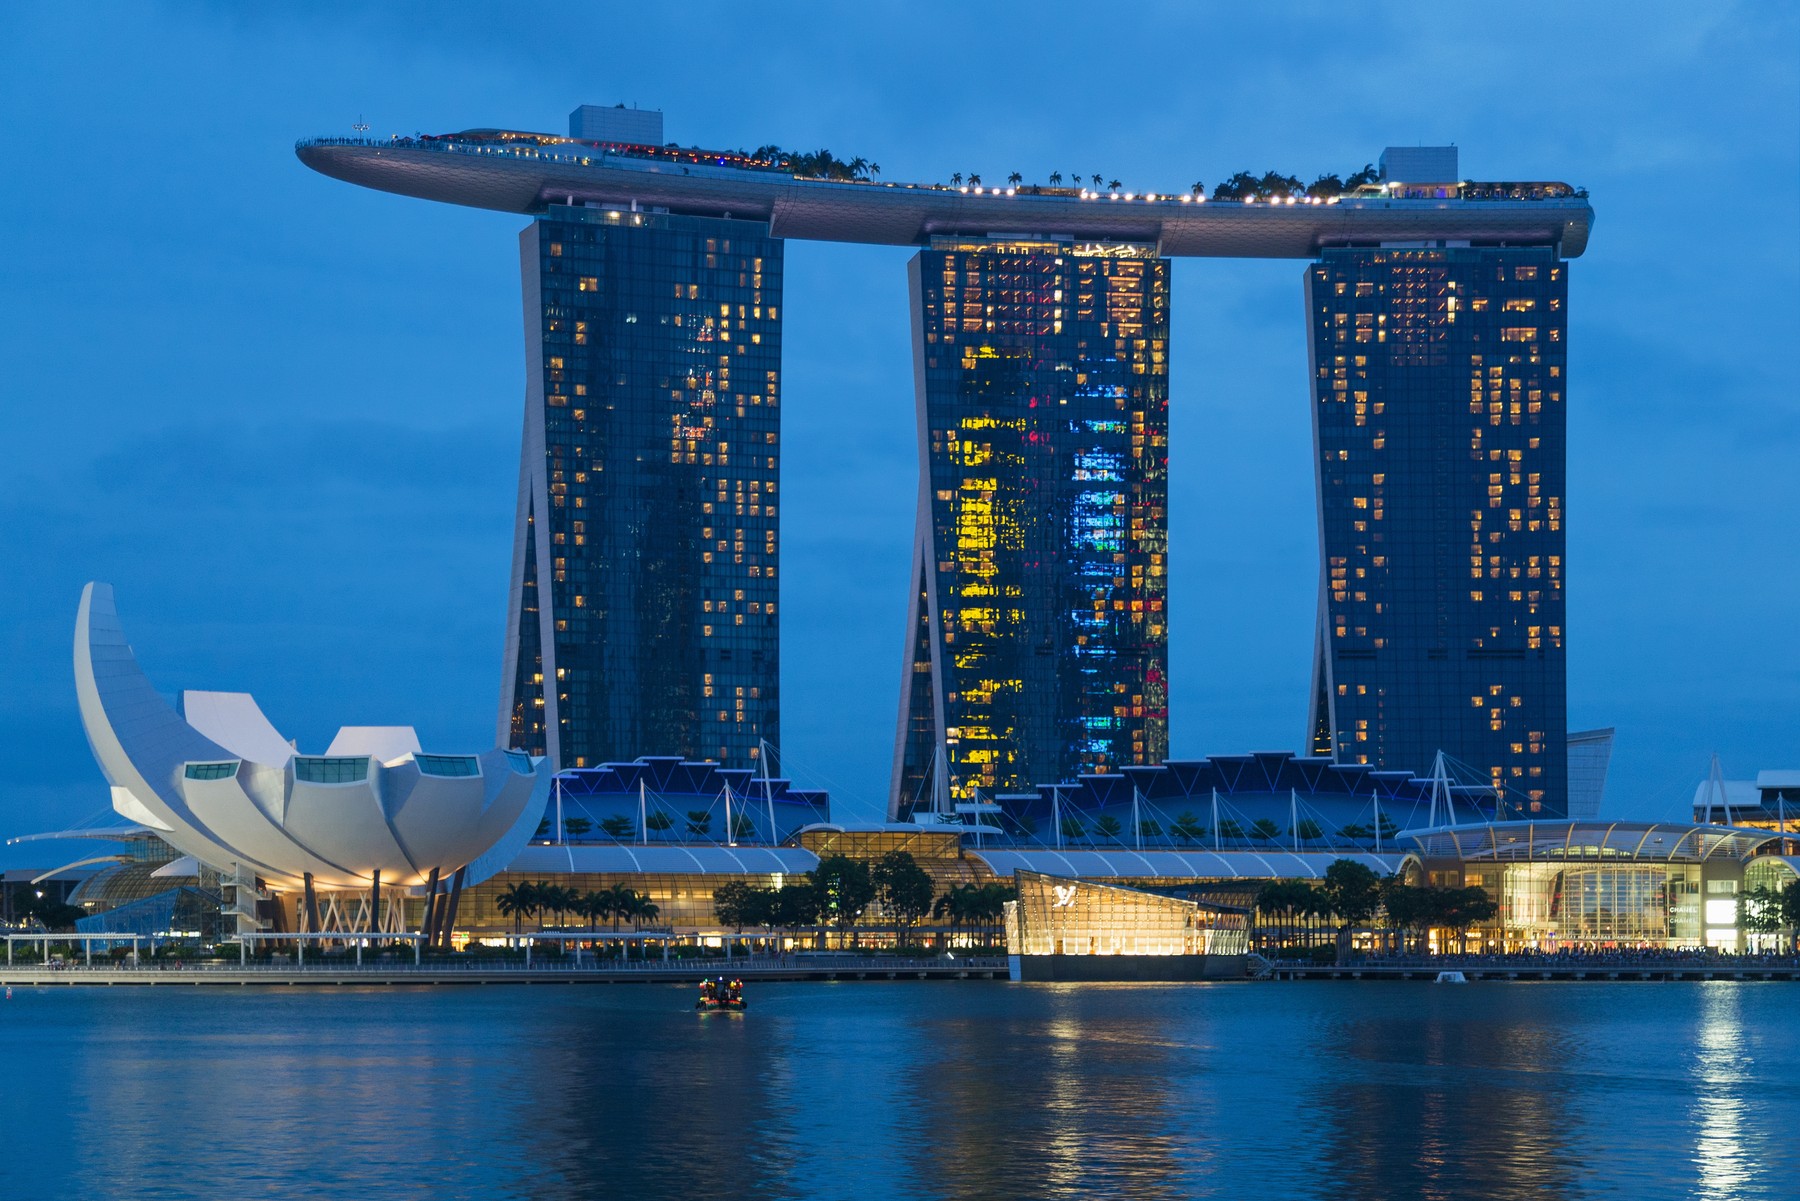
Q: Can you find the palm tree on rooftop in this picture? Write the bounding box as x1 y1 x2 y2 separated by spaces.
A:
968 173 982 187
1007 171 1022 187
951 171 963 186
1091 173 1102 189
1049 171 1063 187
1191 180 1205 196
1108 179 1122 191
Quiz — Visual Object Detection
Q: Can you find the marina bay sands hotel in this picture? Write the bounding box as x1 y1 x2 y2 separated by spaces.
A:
298 105 1594 819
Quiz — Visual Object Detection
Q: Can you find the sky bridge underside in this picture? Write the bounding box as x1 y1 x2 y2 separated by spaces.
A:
297 142 1593 258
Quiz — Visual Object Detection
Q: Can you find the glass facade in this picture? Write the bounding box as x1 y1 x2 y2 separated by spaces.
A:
1306 247 1568 815
893 239 1169 814
1005 870 1248 957
502 206 782 770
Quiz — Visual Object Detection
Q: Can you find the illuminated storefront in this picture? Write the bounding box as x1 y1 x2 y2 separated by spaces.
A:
1004 870 1247 980
1406 821 1774 950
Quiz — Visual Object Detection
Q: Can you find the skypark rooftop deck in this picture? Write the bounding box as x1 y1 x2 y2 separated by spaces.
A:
297 132 1594 258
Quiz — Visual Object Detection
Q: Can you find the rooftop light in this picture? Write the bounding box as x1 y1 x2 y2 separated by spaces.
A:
1179 194 1190 202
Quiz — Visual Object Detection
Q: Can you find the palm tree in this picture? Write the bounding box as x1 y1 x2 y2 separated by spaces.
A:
1107 179 1122 191
967 173 982 187
1138 817 1164 842
686 810 712 838
563 816 592 839
1007 171 1022 188
1059 815 1086 843
1090 173 1102 189
951 171 963 187
645 810 673 839
580 890 608 932
632 897 661 929
1191 180 1206 196
1172 812 1206 844
605 885 639 931
870 162 881 178
1093 814 1123 842
1049 171 1063 187
496 881 533 934
1250 818 1282 844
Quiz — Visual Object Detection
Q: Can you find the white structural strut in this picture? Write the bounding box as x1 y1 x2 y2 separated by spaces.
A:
73 583 550 891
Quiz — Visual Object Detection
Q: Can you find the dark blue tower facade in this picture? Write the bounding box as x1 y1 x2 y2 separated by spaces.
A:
501 206 783 771
1306 246 1568 815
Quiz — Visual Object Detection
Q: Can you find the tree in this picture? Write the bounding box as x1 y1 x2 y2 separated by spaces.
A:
967 173 982 187
873 851 936 944
869 162 881 178
1321 860 1383 930
1250 818 1282 843
1345 163 1379 188
1306 172 1345 199
933 883 978 939
601 815 635 839
1436 886 1497 951
809 855 875 943
534 818 551 838
603 885 640 930
1294 819 1323 843
1741 886 1783 945
713 881 755 932
1171 812 1206 845
1059 816 1087 843
563 816 592 839
730 811 756 840
1007 171 1022 187
773 881 820 931
1107 179 1122 191
1780 881 1800 932
1338 822 1372 842
1090 173 1102 189
580 889 610 932
1138 817 1164 841
951 172 963 186
1190 180 1206 196
1217 818 1245 842
1049 171 1064 187
495 881 533 933
1093 815 1124 842
645 811 673 838
686 810 713 837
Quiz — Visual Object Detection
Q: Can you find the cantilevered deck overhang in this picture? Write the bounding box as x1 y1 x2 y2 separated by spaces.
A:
297 138 1593 258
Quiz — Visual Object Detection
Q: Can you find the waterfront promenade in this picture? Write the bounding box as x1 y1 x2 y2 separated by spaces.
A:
0 954 1009 987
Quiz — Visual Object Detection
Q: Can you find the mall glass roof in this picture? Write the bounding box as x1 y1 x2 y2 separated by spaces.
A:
970 848 1408 881
505 843 818 876
1401 821 1778 864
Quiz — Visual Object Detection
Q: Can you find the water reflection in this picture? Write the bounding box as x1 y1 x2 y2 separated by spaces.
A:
1690 984 1752 1200
5 981 1796 1200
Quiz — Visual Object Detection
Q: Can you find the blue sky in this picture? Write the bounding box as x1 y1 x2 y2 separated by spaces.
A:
1 1 1795 862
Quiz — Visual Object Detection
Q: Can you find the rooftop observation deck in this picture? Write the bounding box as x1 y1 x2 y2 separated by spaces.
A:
296 131 1594 259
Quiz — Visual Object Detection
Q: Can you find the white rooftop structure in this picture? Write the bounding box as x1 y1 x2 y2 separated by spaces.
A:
73 583 550 891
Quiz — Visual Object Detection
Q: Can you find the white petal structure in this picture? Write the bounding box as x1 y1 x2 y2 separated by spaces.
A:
73 583 548 891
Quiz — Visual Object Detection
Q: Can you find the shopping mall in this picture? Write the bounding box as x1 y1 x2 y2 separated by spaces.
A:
20 582 1791 964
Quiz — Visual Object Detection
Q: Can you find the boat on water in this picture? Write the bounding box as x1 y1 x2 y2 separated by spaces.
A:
1435 970 1469 984
696 977 747 1012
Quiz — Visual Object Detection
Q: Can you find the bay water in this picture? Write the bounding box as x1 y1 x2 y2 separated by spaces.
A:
2 980 1793 1199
